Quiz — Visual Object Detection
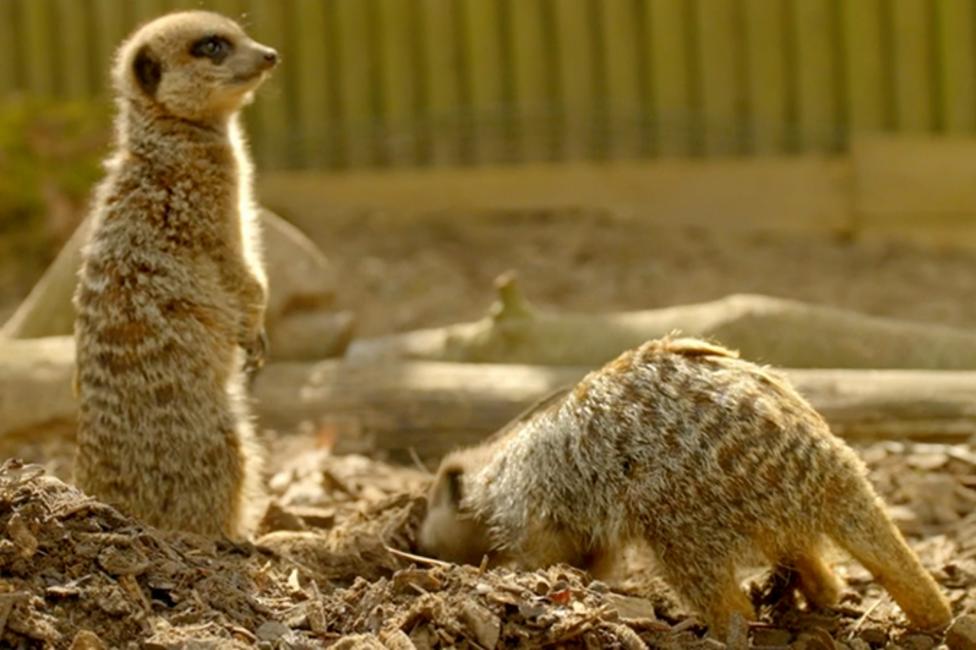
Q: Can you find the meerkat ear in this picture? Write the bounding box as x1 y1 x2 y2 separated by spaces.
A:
444 467 464 506
133 46 162 96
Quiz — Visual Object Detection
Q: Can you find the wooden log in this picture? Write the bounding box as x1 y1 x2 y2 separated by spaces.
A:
5 338 975 459
255 361 976 459
0 210 351 360
347 274 976 370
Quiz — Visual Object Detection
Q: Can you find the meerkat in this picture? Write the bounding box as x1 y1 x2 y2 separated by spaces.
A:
72 11 278 538
419 336 953 638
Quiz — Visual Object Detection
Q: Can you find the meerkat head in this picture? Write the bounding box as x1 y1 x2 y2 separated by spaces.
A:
114 11 278 124
418 456 495 566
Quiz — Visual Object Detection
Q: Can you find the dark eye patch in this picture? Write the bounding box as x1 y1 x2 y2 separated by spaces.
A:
190 35 232 64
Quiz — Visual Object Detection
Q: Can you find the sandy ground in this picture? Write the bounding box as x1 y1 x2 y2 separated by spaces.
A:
293 209 976 339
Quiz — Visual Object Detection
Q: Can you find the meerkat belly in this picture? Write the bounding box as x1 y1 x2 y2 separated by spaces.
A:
75 260 239 434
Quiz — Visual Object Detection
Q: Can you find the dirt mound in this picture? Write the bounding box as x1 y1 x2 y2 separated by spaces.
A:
0 439 974 648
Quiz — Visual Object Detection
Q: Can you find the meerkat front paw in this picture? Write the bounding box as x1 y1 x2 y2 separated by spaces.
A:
241 327 269 378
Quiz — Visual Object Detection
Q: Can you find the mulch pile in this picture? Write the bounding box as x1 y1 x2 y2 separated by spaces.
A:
0 437 974 649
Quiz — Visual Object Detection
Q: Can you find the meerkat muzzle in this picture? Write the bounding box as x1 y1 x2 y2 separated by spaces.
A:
260 47 278 68
230 43 278 84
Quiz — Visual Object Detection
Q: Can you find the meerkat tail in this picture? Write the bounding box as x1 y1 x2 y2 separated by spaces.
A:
830 491 952 631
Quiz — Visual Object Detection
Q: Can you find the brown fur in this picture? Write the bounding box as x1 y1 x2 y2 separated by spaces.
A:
73 11 277 538
419 336 953 637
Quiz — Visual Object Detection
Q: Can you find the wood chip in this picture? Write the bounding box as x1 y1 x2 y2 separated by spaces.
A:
947 614 976 650
68 630 107 650
459 600 501 649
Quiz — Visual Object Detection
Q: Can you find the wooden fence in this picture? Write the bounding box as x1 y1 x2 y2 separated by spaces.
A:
3 0 976 170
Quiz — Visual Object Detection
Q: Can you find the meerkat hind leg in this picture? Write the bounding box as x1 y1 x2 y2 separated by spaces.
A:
784 549 843 609
660 552 756 640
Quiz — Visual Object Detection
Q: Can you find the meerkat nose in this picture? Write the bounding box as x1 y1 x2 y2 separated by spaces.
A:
261 48 279 67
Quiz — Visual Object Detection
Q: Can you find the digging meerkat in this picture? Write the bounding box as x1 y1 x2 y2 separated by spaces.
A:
419 336 954 638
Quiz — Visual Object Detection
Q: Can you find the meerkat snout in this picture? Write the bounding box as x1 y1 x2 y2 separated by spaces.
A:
115 11 278 123
419 462 495 566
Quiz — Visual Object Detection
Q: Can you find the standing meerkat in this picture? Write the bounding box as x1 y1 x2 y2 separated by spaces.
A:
419 337 953 638
73 11 277 538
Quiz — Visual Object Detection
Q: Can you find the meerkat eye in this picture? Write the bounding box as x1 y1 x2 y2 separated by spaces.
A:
190 35 232 63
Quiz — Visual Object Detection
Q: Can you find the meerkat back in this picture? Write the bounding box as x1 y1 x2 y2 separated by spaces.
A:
73 11 277 538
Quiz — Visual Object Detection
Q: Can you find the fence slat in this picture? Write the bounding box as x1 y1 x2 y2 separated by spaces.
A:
793 0 838 151
91 0 129 94
648 0 693 156
291 0 330 168
132 0 166 25
461 0 505 164
936 0 976 134
55 0 93 99
22 0 56 96
210 0 247 21
6 0 976 170
891 0 935 132
0 0 18 95
552 0 592 160
696 0 741 156
742 0 787 154
842 0 887 133
375 0 419 167
601 0 642 159
246 0 291 168
509 0 549 162
421 0 462 165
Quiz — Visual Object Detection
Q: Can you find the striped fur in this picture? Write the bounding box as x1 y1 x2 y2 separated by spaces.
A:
73 12 277 538
420 337 953 637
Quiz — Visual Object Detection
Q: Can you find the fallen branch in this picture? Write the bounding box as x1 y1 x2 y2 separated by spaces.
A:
5 338 975 459
348 274 976 370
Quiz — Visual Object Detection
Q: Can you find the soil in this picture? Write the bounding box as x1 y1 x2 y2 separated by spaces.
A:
1 211 976 647
0 430 974 649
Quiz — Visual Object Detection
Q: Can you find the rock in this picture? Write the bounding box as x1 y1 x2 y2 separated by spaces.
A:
947 615 976 650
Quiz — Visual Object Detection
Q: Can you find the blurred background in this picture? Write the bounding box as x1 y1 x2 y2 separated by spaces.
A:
3 0 976 336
